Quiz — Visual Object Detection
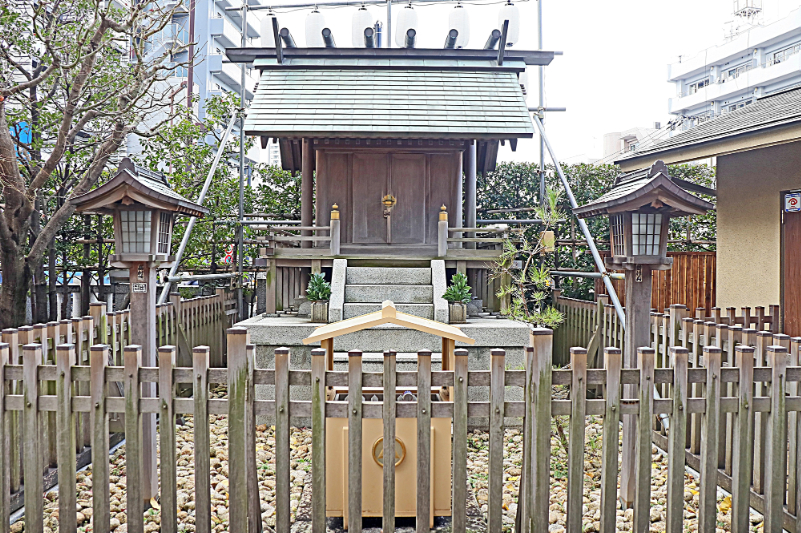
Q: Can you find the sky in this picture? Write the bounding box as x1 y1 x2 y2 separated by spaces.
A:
250 0 801 165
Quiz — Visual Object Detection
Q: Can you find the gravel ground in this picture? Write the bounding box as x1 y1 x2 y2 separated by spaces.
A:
16 385 764 533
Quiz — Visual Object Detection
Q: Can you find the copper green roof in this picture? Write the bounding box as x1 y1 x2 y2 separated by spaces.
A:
235 49 543 140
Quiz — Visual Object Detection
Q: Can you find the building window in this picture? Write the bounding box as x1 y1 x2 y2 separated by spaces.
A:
120 210 151 254
631 213 662 256
158 212 172 254
727 99 753 112
688 78 710 95
610 214 626 256
721 63 751 83
770 42 801 65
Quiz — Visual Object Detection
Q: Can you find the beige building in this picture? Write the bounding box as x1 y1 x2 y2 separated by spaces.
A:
616 87 801 336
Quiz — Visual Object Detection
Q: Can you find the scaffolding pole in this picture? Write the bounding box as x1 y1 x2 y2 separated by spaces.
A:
158 114 239 305
532 115 626 327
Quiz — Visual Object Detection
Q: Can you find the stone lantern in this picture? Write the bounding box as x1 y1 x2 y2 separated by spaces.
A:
573 160 713 506
71 158 207 505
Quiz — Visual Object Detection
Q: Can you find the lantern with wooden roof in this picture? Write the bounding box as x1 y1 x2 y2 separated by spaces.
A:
573 160 714 270
72 158 208 268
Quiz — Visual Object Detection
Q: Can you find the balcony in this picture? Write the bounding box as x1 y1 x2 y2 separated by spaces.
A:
668 6 801 81
208 55 255 100
146 23 189 57
210 16 242 50
669 53 801 114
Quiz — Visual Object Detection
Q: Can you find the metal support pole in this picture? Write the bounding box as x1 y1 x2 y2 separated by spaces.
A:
532 115 626 327
158 114 237 305
237 2 248 321
537 0 545 206
386 0 391 48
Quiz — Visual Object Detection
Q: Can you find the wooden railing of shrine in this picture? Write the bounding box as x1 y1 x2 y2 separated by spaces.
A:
5 328 801 532
256 206 341 258
0 290 234 515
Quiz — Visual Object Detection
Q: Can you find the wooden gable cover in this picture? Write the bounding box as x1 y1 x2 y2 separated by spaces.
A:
573 161 714 219
72 159 208 217
302 301 475 345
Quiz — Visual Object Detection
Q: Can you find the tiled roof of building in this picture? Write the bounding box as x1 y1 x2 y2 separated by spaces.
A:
244 57 534 139
616 87 801 164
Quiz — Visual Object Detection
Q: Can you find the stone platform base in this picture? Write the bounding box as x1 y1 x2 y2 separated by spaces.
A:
238 314 531 428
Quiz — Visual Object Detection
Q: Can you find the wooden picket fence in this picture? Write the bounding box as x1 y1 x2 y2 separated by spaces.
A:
5 325 801 533
0 290 234 515
591 251 717 313
553 292 780 366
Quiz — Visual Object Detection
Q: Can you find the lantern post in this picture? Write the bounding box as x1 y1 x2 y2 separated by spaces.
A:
574 160 713 507
72 159 208 507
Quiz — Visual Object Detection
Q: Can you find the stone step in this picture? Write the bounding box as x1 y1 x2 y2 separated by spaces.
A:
343 303 434 320
346 266 432 286
344 284 433 304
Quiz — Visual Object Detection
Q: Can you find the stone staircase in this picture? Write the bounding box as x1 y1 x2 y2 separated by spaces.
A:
343 266 435 319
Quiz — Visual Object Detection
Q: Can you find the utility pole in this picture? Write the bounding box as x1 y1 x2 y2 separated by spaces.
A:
238 1 248 321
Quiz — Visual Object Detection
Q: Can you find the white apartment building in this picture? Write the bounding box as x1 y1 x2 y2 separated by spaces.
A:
602 124 661 162
125 0 263 158
669 4 801 131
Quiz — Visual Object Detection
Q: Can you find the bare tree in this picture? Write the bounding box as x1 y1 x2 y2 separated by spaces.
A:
0 0 190 327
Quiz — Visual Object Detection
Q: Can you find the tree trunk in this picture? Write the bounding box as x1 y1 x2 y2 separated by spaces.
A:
48 237 57 321
33 263 48 324
0 246 32 328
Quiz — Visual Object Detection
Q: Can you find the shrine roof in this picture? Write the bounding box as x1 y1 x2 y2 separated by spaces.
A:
229 48 544 140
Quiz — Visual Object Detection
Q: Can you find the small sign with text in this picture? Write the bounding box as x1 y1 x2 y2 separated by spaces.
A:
132 283 148 293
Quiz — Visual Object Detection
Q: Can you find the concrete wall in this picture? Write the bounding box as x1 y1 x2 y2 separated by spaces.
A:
716 142 800 309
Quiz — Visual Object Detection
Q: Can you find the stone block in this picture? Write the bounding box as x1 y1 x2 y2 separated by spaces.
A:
431 259 448 323
345 267 432 285
328 259 347 322
343 303 434 319
344 284 433 304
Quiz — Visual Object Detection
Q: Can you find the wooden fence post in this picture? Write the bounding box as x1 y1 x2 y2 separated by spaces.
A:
193 346 211 533
530 329 553 533
488 349 506 533
600 347 621 533
22 344 43 533
311 347 327 533
227 328 249 533
0 343 8 533
382 350 397 533
346 349 364 533
567 347 587 533
633 347 655 533
245 344 261 533
158 346 178 533
124 345 144 533
2 328 20 495
452 348 469 533
699 346 722 533
274 347 291 533
731 345 755 533
416 349 431 533
754 331 772 494
90 345 111 533
666 347 688 533
764 345 788 533
56 343 77 533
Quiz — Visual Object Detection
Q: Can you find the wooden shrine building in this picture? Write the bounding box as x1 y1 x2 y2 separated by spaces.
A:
227 45 555 317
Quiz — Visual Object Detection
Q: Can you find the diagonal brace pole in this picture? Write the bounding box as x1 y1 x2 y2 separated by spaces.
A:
158 113 238 305
532 115 626 328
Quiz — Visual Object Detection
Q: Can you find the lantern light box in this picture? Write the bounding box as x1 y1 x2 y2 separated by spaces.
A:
574 160 713 271
71 158 208 268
